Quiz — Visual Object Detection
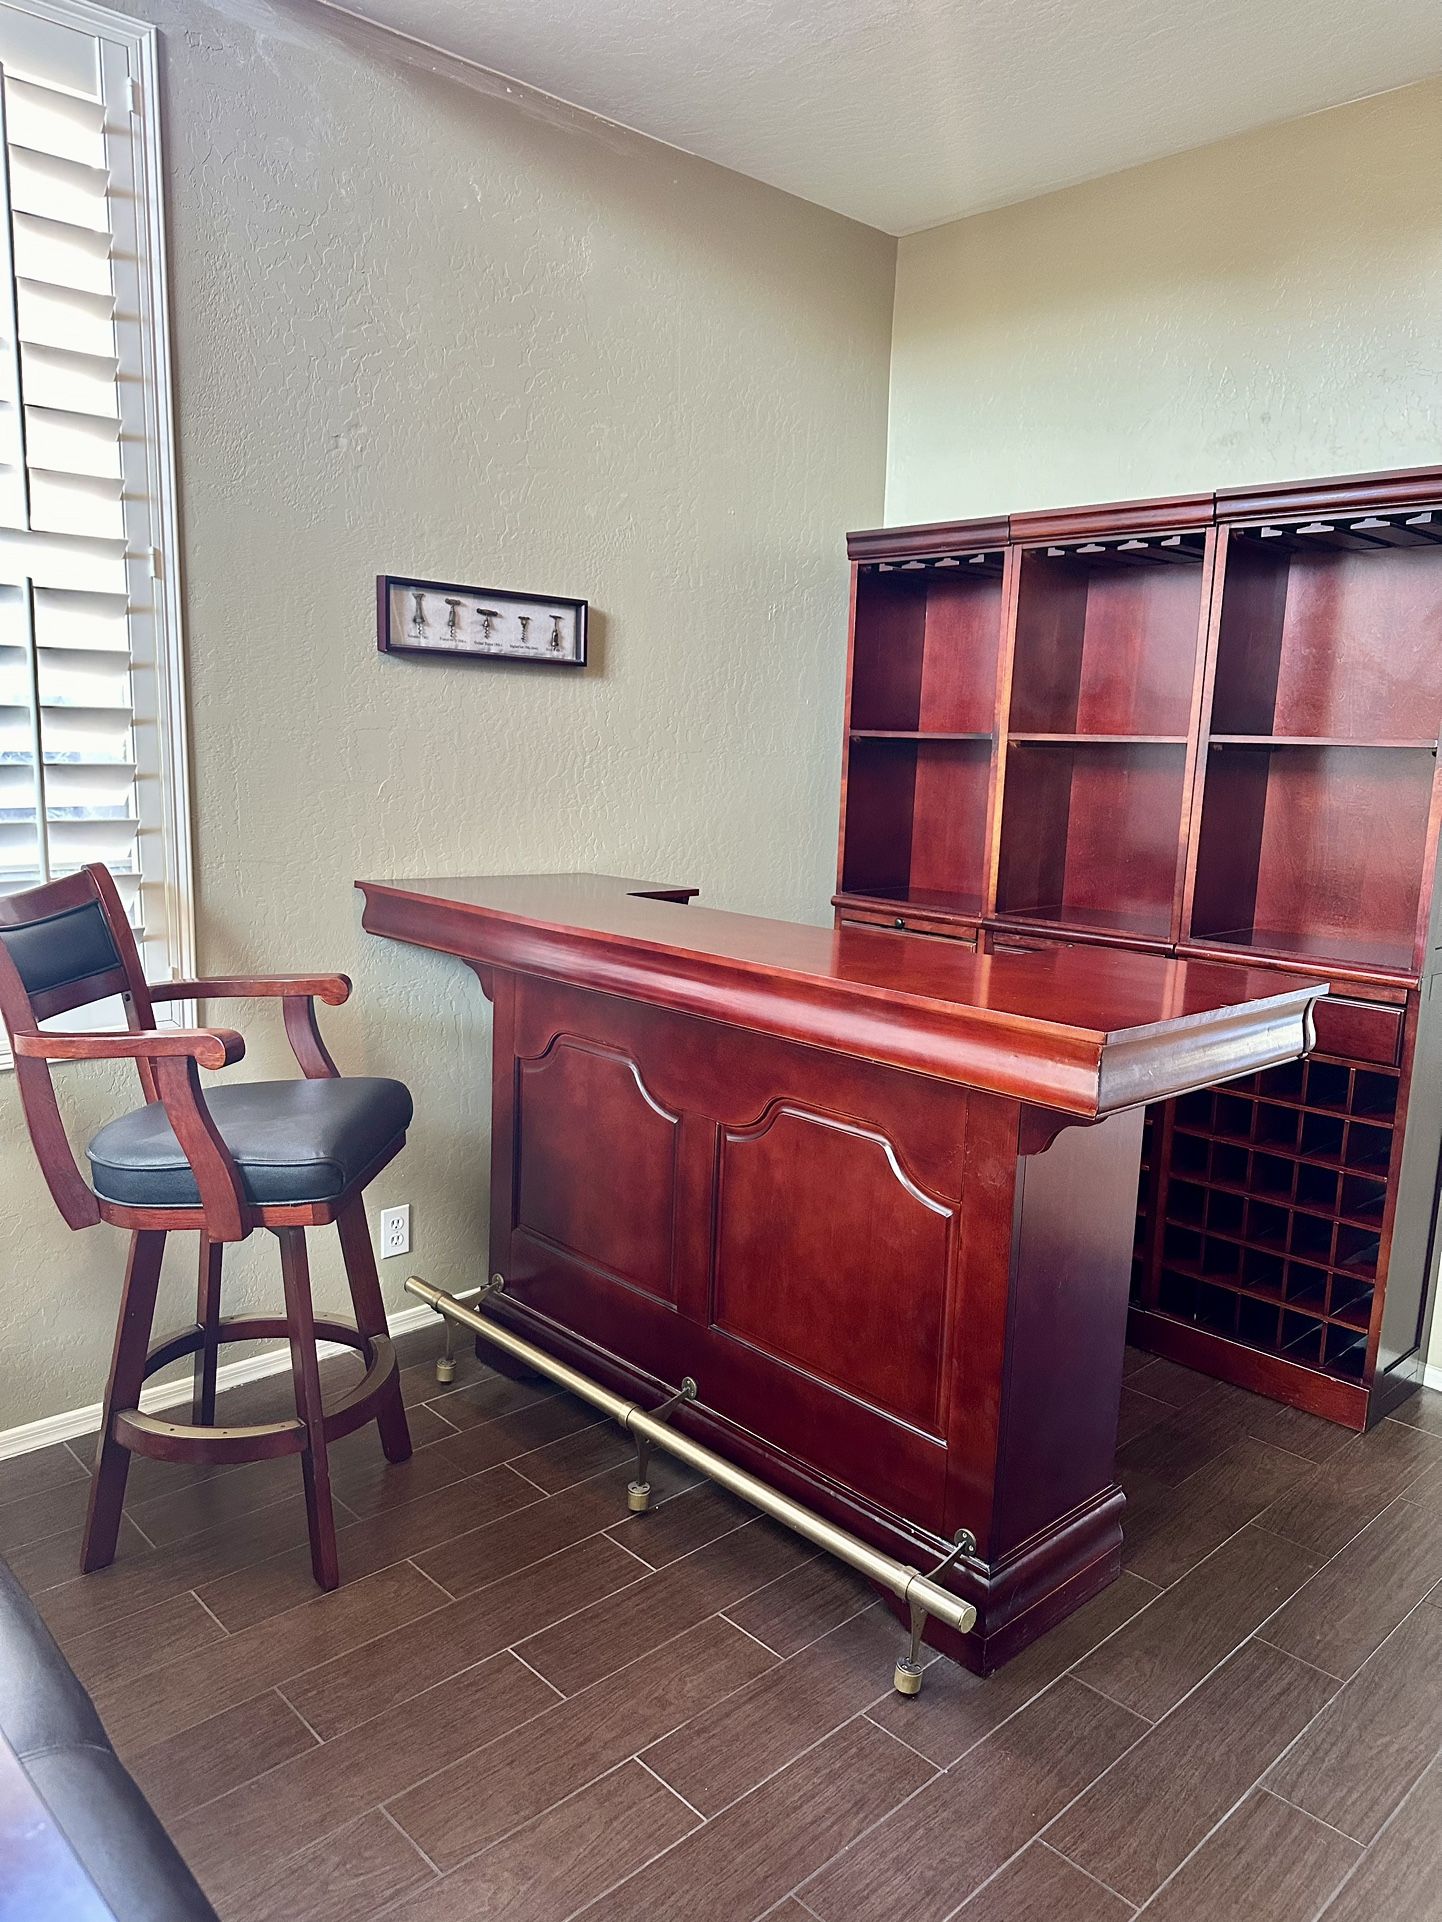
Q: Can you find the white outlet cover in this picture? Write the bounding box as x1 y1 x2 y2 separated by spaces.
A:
379 1205 410 1259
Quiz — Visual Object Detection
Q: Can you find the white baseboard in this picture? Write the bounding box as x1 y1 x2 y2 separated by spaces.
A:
0 1303 438 1463
5 1308 1435 1464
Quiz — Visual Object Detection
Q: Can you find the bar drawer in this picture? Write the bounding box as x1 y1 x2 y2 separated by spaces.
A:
836 907 978 948
1312 996 1404 1067
984 931 1076 956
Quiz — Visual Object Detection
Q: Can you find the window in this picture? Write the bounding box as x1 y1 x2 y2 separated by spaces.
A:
0 0 190 1061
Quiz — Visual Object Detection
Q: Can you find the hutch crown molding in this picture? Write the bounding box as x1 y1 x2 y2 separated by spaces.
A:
836 464 1442 1428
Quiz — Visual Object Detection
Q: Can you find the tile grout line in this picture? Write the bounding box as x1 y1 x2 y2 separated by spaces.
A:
605 1532 662 1573
1251 1634 1346 1682
503 1462 555 1495
404 1556 458 1603
1300 1761 1438 1922
346 1586 861 1884
274 1685 327 1749
378 1802 443 1878
370 1762 685 1922
378 1593 901 1890
1249 1586 1442 1851
776 1713 968 1915
561 1714 914 1922
503 1645 568 1702
113 1472 702 1739
1258 1785 1370 1849
1037 1838 1139 1912
1120 1776 1306 1917
632 1753 708 1825
110 1472 787 1827
423 1468 724 1603
188 1588 232 1638
860 1710 937 1767
10 1361 1440 1922
1106 1503 1376 1721
1069 1672 1158 1728
717 1610 786 1659
1063 1631 1361 1917
372 1608 800 1883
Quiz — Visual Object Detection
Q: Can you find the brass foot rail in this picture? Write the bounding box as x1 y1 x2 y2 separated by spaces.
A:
405 1273 977 1693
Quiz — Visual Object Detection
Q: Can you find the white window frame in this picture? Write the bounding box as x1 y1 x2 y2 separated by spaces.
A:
0 0 192 1069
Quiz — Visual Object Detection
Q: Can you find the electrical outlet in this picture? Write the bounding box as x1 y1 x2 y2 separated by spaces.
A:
378 1204 410 1260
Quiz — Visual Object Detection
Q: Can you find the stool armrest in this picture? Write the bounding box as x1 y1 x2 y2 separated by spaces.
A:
8 1029 252 1236
155 974 352 1005
151 1054 253 1239
153 976 350 1079
12 1027 246 1071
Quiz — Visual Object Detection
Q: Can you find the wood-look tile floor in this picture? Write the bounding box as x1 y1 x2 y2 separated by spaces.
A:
5 1329 1442 1922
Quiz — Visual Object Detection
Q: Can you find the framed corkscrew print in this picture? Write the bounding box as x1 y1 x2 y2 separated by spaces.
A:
377 575 588 666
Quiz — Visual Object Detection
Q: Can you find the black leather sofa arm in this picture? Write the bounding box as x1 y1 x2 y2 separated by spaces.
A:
0 1558 218 1922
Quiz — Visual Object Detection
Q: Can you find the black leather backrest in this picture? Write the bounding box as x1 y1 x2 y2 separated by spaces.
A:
0 900 122 999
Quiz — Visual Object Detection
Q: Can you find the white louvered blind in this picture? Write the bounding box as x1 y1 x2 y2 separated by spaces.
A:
0 0 189 1052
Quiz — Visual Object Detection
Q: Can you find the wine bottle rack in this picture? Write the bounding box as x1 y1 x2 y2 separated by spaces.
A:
1134 1047 1398 1385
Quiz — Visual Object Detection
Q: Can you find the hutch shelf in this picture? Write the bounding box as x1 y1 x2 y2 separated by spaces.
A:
835 466 1442 1428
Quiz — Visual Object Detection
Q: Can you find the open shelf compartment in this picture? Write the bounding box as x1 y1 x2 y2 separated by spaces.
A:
1211 526 1442 743
1008 537 1208 738
840 735 991 920
849 562 1005 736
1188 742 1437 974
995 739 1186 943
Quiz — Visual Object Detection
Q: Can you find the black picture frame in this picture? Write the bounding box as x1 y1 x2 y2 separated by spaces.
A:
376 575 588 667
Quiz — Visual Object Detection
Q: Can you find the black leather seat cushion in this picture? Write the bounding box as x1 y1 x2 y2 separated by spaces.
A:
86 1076 412 1208
0 1557 219 1921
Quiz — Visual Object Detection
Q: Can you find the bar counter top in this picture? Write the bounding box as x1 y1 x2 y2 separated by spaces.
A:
357 872 1327 1118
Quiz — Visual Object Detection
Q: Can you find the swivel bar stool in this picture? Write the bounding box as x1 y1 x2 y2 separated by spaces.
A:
0 864 412 1590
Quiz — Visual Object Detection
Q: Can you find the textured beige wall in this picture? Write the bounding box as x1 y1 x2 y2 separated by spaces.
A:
887 80 1442 524
0 0 894 1429
887 77 1442 1373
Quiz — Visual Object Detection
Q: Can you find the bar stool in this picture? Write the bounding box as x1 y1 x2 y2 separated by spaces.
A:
0 864 412 1591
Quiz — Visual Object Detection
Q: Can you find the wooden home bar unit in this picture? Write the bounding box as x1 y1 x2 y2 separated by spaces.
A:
838 465 1442 1430
359 873 1323 1670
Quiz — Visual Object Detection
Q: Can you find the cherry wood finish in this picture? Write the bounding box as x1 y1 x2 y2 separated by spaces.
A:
0 864 411 1591
836 464 1442 1425
358 871 1322 1668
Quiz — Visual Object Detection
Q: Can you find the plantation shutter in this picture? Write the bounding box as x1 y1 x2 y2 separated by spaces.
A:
0 0 189 1041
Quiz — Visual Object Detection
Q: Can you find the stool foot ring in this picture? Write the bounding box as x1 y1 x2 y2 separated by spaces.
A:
115 1407 305 1463
115 1318 399 1465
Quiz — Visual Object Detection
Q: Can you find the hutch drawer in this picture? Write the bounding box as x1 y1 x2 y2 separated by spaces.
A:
1312 996 1404 1069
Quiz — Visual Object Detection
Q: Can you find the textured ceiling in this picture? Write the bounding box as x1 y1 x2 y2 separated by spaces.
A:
323 0 1442 233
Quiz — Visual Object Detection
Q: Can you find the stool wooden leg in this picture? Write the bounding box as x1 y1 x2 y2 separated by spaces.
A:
83 1229 166 1574
192 1235 223 1426
336 1196 412 1465
277 1227 340 1591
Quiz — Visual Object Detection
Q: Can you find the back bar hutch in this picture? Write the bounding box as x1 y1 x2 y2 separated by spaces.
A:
836 466 1442 1428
